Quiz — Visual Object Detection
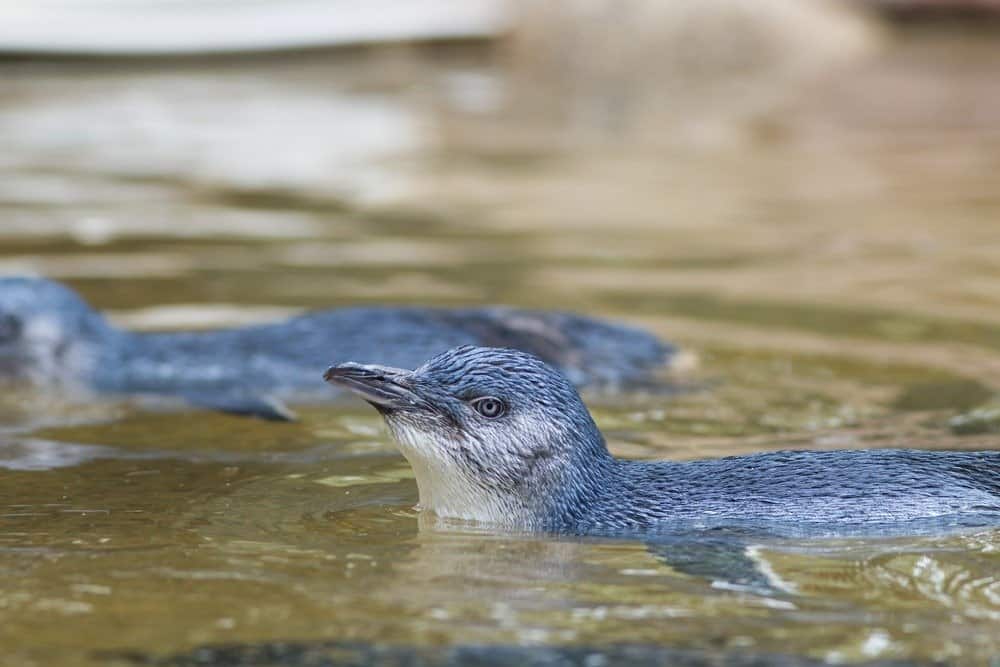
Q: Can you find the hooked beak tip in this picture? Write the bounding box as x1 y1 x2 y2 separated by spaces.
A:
322 365 343 383
323 362 421 410
323 362 378 383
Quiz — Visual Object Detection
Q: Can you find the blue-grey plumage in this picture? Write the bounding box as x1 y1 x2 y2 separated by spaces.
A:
0 277 674 418
325 345 1000 534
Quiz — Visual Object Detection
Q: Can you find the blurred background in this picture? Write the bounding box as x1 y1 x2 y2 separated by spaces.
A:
1 0 998 357
2 1 1000 665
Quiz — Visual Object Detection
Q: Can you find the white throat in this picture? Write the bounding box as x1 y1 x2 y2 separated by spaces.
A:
387 421 524 525
20 317 97 390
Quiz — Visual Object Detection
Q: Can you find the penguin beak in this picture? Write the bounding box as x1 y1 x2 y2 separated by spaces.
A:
323 363 424 411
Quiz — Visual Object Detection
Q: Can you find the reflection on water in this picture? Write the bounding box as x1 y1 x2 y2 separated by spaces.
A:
1 434 997 664
1 22 999 667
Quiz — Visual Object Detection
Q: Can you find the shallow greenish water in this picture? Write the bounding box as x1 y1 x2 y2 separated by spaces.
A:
1 30 1000 667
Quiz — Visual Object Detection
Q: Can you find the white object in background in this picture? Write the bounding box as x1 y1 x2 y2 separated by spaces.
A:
0 0 510 56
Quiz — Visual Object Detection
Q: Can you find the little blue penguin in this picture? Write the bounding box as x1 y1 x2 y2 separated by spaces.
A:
325 345 1000 534
0 276 674 420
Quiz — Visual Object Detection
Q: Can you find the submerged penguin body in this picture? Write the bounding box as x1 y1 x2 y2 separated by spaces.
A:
325 345 1000 534
98 307 668 399
0 277 674 417
568 449 1000 534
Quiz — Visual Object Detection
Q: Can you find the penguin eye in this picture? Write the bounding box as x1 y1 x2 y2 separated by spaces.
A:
471 396 506 419
0 314 22 344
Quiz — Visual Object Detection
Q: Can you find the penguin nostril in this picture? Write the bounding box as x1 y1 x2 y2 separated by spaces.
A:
0 314 22 344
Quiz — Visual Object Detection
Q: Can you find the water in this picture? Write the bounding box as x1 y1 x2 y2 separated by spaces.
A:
1 29 999 667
